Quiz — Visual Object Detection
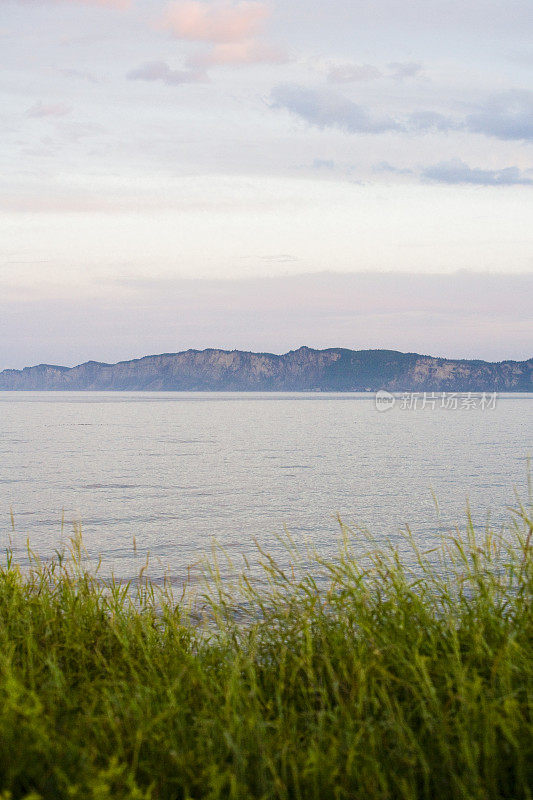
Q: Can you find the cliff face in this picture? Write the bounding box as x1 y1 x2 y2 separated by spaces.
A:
0 347 531 391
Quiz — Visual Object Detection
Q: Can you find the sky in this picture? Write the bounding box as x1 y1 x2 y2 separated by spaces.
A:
1 0 532 368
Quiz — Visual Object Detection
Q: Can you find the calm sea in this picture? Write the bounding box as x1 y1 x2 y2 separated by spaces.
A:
0 392 531 584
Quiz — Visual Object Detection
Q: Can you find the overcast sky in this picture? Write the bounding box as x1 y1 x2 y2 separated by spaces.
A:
1 0 532 368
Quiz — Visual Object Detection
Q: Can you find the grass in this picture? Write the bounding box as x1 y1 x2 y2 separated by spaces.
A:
0 499 531 800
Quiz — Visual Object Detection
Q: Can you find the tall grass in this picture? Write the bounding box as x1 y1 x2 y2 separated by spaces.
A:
0 500 531 800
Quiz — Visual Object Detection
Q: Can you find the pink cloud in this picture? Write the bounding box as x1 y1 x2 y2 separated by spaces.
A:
159 1 286 68
161 1 270 43
190 39 286 66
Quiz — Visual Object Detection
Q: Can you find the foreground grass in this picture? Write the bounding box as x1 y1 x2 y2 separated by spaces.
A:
0 504 532 800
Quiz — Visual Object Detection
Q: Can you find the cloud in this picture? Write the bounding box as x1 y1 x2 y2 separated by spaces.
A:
408 110 458 132
271 84 533 143
270 85 461 136
270 84 403 134
373 159 533 185
160 1 285 67
26 102 71 118
127 61 207 85
327 63 382 83
60 68 100 83
326 61 421 85
373 161 413 175
313 159 335 170
327 62 423 85
421 159 533 186
161 1 269 43
388 61 423 79
466 90 533 141
189 40 286 67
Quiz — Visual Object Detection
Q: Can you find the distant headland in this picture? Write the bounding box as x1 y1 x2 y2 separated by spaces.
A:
1 348 531 392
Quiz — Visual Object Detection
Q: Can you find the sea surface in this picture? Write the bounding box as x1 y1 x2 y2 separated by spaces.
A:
0 392 531 586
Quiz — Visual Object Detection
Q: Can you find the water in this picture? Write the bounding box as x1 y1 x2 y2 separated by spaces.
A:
0 392 531 585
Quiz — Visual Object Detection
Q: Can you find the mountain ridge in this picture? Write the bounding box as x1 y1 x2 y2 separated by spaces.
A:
0 347 531 392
